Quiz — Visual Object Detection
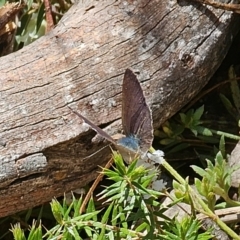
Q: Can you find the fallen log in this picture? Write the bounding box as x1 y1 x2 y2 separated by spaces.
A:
0 0 239 217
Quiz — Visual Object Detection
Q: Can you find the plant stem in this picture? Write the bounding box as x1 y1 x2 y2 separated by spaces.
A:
210 129 240 140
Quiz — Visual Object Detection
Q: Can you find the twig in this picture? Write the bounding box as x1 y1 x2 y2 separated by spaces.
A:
43 0 54 32
198 206 240 224
189 0 240 14
79 158 113 214
183 77 240 111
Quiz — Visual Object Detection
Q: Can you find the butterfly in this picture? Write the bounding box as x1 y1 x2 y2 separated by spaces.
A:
69 69 153 163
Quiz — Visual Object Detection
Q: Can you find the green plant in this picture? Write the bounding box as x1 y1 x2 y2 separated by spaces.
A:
220 66 240 121
0 0 73 51
156 104 240 155
163 151 240 240
160 217 212 240
10 152 215 240
192 151 240 209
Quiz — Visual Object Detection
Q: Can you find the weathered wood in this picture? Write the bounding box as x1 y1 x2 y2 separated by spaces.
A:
0 0 239 217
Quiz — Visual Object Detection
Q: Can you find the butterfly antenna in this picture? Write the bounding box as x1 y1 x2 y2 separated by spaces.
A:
82 144 111 160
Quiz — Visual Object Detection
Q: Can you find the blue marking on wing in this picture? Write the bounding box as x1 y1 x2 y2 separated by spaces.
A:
117 136 140 151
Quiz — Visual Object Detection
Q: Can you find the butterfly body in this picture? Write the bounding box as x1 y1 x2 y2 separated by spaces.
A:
117 135 140 151
116 135 140 163
70 68 153 163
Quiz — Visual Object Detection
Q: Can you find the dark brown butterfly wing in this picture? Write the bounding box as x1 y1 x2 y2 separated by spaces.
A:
122 69 153 153
69 107 116 145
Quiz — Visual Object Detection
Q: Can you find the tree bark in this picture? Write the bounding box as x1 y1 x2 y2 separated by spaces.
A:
0 0 239 217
